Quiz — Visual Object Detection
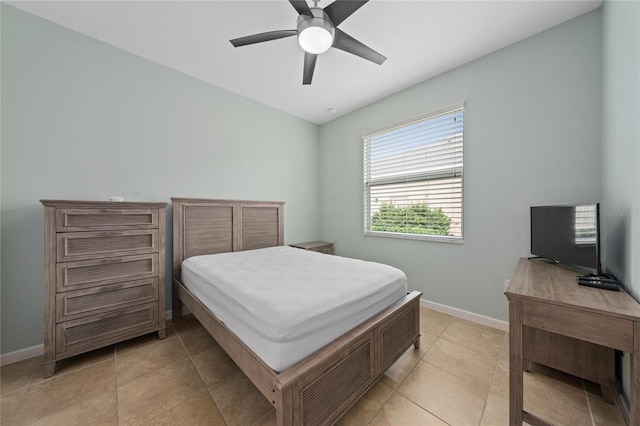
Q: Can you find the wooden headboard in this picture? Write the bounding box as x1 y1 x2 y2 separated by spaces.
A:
171 198 284 278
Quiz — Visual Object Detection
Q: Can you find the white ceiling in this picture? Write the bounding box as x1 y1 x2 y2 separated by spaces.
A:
7 0 602 124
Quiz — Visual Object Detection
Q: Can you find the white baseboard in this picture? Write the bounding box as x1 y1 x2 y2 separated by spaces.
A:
420 298 509 332
1 344 44 366
2 303 506 366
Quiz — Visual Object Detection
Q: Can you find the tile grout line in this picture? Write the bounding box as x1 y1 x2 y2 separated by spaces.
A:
114 343 121 426
5 356 42 425
425 314 504 426
172 322 232 426
397 349 456 425
1 372 31 425
479 330 509 426
365 309 453 425
363 350 422 425
416 312 458 426
23 357 40 391
386 313 456 426
582 379 596 426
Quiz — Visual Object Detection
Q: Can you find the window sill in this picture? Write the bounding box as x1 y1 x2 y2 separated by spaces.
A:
364 230 463 244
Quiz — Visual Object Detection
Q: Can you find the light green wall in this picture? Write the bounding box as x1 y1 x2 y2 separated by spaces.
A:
601 0 640 308
0 5 320 353
601 0 640 401
319 10 602 322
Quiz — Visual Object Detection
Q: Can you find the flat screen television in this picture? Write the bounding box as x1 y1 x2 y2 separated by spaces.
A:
530 203 601 275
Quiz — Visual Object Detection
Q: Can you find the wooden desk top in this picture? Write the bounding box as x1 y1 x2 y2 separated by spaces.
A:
505 258 640 322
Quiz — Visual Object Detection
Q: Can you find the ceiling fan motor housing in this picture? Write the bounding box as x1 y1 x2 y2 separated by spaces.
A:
297 8 335 54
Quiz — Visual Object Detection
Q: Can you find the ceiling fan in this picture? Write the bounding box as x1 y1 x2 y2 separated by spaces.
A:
229 0 386 85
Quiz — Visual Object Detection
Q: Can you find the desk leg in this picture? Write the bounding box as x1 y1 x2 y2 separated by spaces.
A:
509 296 524 426
632 321 639 425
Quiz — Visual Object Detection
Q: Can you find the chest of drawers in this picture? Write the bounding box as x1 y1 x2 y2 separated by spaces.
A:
40 200 167 377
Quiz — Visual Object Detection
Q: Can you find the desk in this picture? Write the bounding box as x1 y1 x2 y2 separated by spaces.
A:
505 258 640 425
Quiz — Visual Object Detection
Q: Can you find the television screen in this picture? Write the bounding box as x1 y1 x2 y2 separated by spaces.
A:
530 204 600 274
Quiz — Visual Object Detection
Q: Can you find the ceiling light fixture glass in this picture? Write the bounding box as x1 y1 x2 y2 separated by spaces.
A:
297 8 335 54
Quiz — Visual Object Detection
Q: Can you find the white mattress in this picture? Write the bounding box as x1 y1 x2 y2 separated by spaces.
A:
181 246 407 372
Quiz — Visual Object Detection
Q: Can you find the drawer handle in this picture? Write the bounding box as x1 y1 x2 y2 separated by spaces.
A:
100 310 125 319
101 257 125 263
100 209 124 214
99 231 124 236
98 283 124 292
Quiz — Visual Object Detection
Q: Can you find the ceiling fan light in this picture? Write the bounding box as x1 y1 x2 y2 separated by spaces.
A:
299 26 333 54
297 9 335 54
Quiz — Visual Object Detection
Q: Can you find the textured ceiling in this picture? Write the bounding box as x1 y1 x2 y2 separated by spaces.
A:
7 0 602 124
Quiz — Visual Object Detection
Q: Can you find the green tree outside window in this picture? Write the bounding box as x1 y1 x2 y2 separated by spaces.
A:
371 202 452 236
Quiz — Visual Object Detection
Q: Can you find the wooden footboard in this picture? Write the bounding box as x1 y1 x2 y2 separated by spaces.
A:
176 278 421 425
276 290 422 425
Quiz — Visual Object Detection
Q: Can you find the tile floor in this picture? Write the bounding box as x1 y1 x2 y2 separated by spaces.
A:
0 307 627 425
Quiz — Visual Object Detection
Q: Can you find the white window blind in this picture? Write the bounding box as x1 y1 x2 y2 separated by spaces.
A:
363 103 464 242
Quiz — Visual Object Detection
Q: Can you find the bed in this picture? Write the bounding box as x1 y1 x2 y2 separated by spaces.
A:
171 198 422 425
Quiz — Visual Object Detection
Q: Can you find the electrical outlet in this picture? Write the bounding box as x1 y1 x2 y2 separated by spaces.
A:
504 279 510 290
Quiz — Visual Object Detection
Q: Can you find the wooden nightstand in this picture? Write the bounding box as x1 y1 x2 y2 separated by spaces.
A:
290 241 333 255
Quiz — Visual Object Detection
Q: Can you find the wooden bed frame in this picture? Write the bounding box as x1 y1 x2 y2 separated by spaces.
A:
171 198 422 426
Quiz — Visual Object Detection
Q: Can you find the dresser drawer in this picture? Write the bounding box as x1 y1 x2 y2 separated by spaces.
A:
56 208 158 232
56 303 158 353
523 299 634 352
56 254 158 292
56 278 158 322
56 230 158 262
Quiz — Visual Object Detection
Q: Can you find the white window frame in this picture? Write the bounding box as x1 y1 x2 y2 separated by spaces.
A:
362 102 464 243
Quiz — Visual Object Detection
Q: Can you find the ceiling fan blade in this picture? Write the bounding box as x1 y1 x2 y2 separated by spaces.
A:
303 52 318 85
230 30 297 47
324 0 368 26
289 0 313 16
332 28 386 65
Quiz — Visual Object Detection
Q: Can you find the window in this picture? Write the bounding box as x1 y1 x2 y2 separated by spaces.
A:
574 204 597 245
363 103 464 242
